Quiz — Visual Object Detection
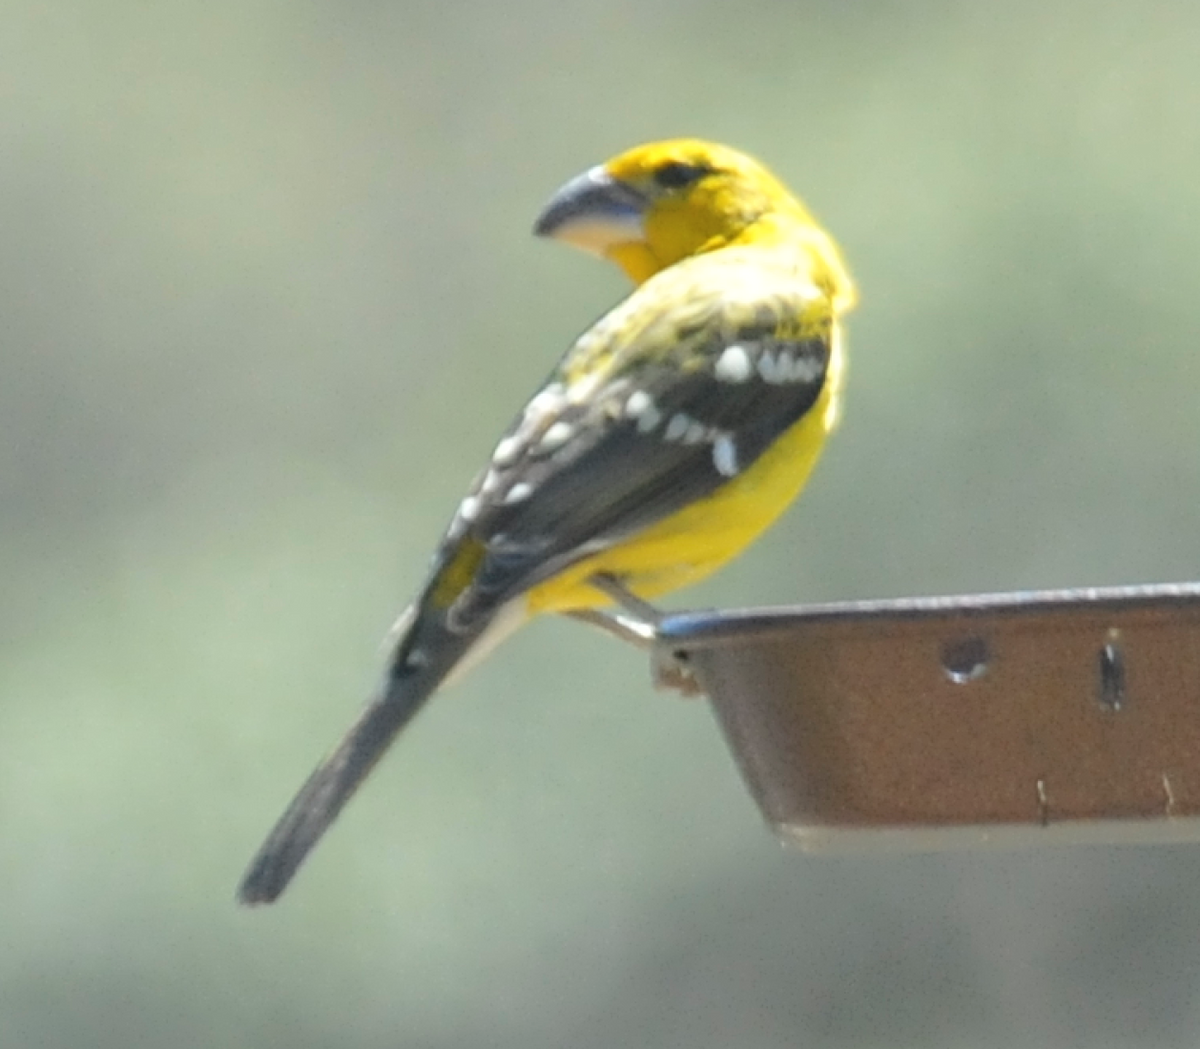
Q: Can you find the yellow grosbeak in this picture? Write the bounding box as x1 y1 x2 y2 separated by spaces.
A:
239 139 856 903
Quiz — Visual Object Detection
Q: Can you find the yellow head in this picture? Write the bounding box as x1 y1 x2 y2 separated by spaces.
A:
533 139 821 284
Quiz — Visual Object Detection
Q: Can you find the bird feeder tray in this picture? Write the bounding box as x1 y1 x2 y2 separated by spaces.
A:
652 583 1200 851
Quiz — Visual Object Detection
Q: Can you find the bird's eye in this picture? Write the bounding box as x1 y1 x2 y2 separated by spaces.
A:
653 161 710 190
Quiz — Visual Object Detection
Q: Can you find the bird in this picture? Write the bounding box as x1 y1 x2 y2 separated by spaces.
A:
238 138 856 904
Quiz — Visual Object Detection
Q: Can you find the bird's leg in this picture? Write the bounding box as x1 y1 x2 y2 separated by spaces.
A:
591 574 707 697
562 574 663 649
589 573 664 627
565 574 703 696
564 608 657 648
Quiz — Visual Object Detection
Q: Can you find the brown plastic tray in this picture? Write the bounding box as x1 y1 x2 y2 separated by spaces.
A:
653 584 1200 851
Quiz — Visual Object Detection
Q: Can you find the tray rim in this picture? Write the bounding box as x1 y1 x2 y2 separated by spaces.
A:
655 581 1200 651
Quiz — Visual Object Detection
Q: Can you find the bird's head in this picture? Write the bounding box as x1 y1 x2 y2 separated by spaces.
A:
533 139 816 284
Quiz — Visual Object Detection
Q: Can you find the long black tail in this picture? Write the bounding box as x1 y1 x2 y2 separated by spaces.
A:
237 611 479 905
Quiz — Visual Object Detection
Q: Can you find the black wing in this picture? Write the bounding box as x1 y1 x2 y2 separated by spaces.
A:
432 269 835 628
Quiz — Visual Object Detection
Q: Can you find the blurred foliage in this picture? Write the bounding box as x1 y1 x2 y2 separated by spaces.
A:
5 0 1200 1045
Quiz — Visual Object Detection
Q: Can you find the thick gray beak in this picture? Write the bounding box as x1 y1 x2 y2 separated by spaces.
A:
533 165 648 254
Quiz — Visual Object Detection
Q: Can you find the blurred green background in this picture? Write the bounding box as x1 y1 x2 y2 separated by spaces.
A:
5 0 1200 1045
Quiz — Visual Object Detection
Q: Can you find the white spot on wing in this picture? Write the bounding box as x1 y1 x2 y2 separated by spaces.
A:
625 390 661 433
789 352 823 383
683 420 707 445
459 495 480 521
758 350 780 383
539 420 573 451
524 384 566 420
504 482 534 504
713 434 739 477
715 344 753 383
665 413 690 442
493 435 522 466
480 469 501 495
625 390 652 417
